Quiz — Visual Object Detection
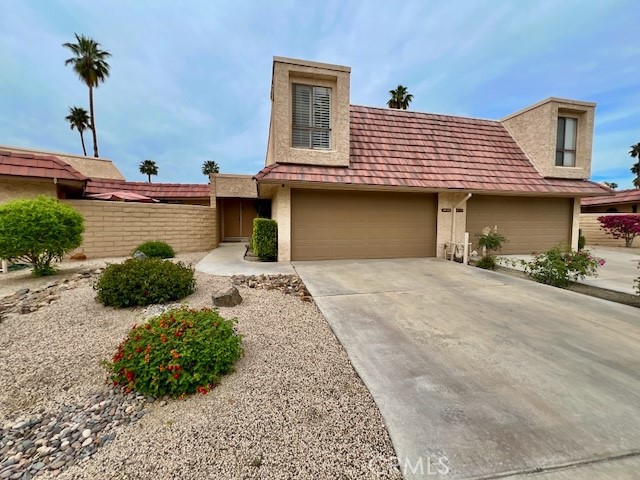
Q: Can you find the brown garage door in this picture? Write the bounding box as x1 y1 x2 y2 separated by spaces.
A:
466 196 573 254
291 189 437 260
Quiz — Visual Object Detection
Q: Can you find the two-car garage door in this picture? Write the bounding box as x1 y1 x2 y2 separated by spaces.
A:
291 189 437 260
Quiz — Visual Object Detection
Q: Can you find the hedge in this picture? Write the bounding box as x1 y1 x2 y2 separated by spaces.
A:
252 218 277 261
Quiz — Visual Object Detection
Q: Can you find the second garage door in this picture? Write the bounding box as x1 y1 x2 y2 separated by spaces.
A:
291 189 437 260
466 195 573 254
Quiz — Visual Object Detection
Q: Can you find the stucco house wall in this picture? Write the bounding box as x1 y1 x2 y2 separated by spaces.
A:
0 178 58 203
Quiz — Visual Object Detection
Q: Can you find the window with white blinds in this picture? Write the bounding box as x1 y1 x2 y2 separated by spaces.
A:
292 84 331 149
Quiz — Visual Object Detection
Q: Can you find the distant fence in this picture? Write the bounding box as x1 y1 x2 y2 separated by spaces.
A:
579 213 632 247
62 200 217 258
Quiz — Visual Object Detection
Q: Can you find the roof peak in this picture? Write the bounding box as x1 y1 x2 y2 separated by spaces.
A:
349 104 499 124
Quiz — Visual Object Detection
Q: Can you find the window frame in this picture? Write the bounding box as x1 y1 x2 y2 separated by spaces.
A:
291 83 332 150
555 116 578 167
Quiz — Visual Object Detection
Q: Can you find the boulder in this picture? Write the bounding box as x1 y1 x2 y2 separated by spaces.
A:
133 250 147 260
212 286 242 307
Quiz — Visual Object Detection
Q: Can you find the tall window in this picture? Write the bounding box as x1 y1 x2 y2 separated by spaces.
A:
556 117 577 167
292 84 331 149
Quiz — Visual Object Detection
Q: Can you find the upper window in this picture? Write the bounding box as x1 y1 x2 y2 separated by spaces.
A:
556 117 577 167
292 84 331 150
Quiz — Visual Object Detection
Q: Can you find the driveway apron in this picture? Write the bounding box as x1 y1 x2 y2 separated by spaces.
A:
294 258 640 479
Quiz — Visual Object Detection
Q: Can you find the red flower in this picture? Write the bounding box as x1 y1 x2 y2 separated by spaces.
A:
161 334 168 343
135 347 142 353
197 386 208 395
174 330 183 338
173 373 180 379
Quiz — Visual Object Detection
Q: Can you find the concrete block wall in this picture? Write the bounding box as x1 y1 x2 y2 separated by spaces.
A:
62 200 217 258
579 213 627 247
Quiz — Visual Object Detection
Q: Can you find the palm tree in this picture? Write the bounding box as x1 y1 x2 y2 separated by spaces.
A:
630 142 640 188
387 85 413 110
202 160 220 178
603 182 618 190
65 106 91 156
139 160 158 183
63 34 111 158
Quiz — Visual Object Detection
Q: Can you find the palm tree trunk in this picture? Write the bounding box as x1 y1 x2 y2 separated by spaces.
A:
148 174 151 183
79 131 87 156
89 85 99 157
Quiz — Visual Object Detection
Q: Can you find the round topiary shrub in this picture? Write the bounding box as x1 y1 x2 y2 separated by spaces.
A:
134 240 175 259
0 196 84 276
103 307 243 397
95 258 195 308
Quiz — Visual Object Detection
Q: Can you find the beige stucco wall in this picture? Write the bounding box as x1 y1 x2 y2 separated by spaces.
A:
579 213 630 247
501 98 595 179
436 192 469 258
271 186 291 262
211 174 257 199
571 197 580 250
62 200 217 258
267 57 351 167
0 178 57 203
1 145 125 180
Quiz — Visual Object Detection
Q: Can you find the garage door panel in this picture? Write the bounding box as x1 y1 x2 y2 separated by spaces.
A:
291 189 436 260
466 196 572 254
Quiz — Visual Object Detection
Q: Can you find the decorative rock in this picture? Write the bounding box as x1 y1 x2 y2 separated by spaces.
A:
81 429 91 439
231 274 312 302
132 250 147 260
212 286 243 307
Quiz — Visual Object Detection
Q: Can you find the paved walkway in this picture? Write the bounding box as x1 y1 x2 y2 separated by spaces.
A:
501 246 640 295
195 243 295 276
295 258 640 479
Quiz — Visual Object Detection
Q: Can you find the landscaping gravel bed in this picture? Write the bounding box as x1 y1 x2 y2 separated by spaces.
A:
0 254 401 479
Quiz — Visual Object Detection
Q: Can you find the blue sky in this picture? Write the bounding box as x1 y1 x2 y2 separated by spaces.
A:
0 0 638 187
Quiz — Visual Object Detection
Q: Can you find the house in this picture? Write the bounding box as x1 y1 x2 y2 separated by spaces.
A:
0 146 211 206
254 57 610 261
581 188 640 213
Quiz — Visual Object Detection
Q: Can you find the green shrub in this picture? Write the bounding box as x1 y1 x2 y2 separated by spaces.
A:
134 240 175 259
252 218 277 261
522 247 604 287
476 255 497 270
96 258 195 308
103 307 243 397
0 196 84 276
578 229 586 250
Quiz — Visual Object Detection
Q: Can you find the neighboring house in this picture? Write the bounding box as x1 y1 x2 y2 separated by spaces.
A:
0 145 211 206
254 57 610 261
581 189 640 213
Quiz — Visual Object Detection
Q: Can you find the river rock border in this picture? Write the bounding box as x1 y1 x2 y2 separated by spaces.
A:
0 389 160 479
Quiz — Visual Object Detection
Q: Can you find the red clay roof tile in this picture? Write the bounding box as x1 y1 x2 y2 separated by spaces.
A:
0 150 87 182
581 188 640 206
256 105 610 196
85 179 210 199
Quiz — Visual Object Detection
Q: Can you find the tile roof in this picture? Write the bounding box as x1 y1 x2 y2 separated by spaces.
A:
0 150 87 182
581 188 640 206
256 105 610 196
85 178 210 199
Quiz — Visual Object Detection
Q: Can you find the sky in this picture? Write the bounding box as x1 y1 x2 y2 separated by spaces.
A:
0 0 639 187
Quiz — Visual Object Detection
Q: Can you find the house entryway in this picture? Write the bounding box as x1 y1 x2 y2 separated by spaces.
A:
220 198 257 241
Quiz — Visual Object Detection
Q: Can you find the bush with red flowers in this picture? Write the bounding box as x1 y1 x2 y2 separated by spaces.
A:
103 307 243 397
597 215 640 248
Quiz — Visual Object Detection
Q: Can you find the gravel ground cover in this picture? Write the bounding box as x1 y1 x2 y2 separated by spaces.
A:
0 253 401 479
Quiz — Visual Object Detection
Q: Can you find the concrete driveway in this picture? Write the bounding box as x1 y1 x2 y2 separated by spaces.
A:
294 258 640 479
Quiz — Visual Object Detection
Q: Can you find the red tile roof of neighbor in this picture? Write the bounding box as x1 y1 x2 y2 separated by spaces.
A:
256 105 611 196
85 179 210 199
581 188 640 206
0 150 87 182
